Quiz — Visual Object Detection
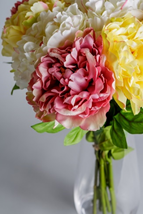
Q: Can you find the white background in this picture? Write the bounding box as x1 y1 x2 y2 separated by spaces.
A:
0 1 143 214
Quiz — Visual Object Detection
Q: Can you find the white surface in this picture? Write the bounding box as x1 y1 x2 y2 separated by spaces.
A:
0 2 78 214
0 1 143 214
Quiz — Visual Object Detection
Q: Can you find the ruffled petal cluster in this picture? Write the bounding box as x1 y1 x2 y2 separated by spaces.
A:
26 28 115 131
102 13 143 114
12 9 61 89
12 4 88 89
3 0 143 131
11 0 29 15
1 0 65 56
76 0 143 33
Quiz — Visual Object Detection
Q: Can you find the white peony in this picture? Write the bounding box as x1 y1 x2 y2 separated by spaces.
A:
75 0 143 32
36 3 88 58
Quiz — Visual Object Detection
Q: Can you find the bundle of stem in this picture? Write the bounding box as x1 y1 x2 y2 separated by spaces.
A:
93 150 116 214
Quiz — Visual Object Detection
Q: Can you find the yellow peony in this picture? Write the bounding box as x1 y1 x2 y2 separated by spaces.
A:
102 13 143 115
1 0 65 56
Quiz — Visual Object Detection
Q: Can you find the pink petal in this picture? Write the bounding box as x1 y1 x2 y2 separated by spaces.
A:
88 77 104 94
54 97 67 110
56 114 83 129
80 104 110 131
83 48 97 79
40 1 48 10
80 34 94 51
68 68 88 92
64 54 76 68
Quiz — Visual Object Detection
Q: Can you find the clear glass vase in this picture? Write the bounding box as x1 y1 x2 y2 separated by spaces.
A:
74 134 140 214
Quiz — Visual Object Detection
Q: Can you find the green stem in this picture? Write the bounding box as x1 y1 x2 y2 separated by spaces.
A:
93 158 99 214
104 188 111 212
104 162 111 213
108 157 116 214
92 150 116 214
100 157 107 214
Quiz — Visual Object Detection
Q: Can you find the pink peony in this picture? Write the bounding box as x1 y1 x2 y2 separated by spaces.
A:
27 28 115 131
11 0 29 16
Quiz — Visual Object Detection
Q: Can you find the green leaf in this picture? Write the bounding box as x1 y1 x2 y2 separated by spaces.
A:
105 99 121 127
95 126 115 151
111 147 134 160
86 131 95 142
31 121 65 133
11 84 20 95
116 108 143 134
98 140 115 151
4 61 12 64
110 118 127 149
64 127 87 146
86 128 116 151
10 69 15 73
23 16 37 27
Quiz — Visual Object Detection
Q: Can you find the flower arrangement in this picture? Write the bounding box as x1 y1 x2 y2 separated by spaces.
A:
1 0 143 213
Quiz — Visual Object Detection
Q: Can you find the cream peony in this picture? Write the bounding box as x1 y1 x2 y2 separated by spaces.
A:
12 8 61 89
1 0 65 56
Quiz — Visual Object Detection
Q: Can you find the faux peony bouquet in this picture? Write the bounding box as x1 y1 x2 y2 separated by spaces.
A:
2 0 143 213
